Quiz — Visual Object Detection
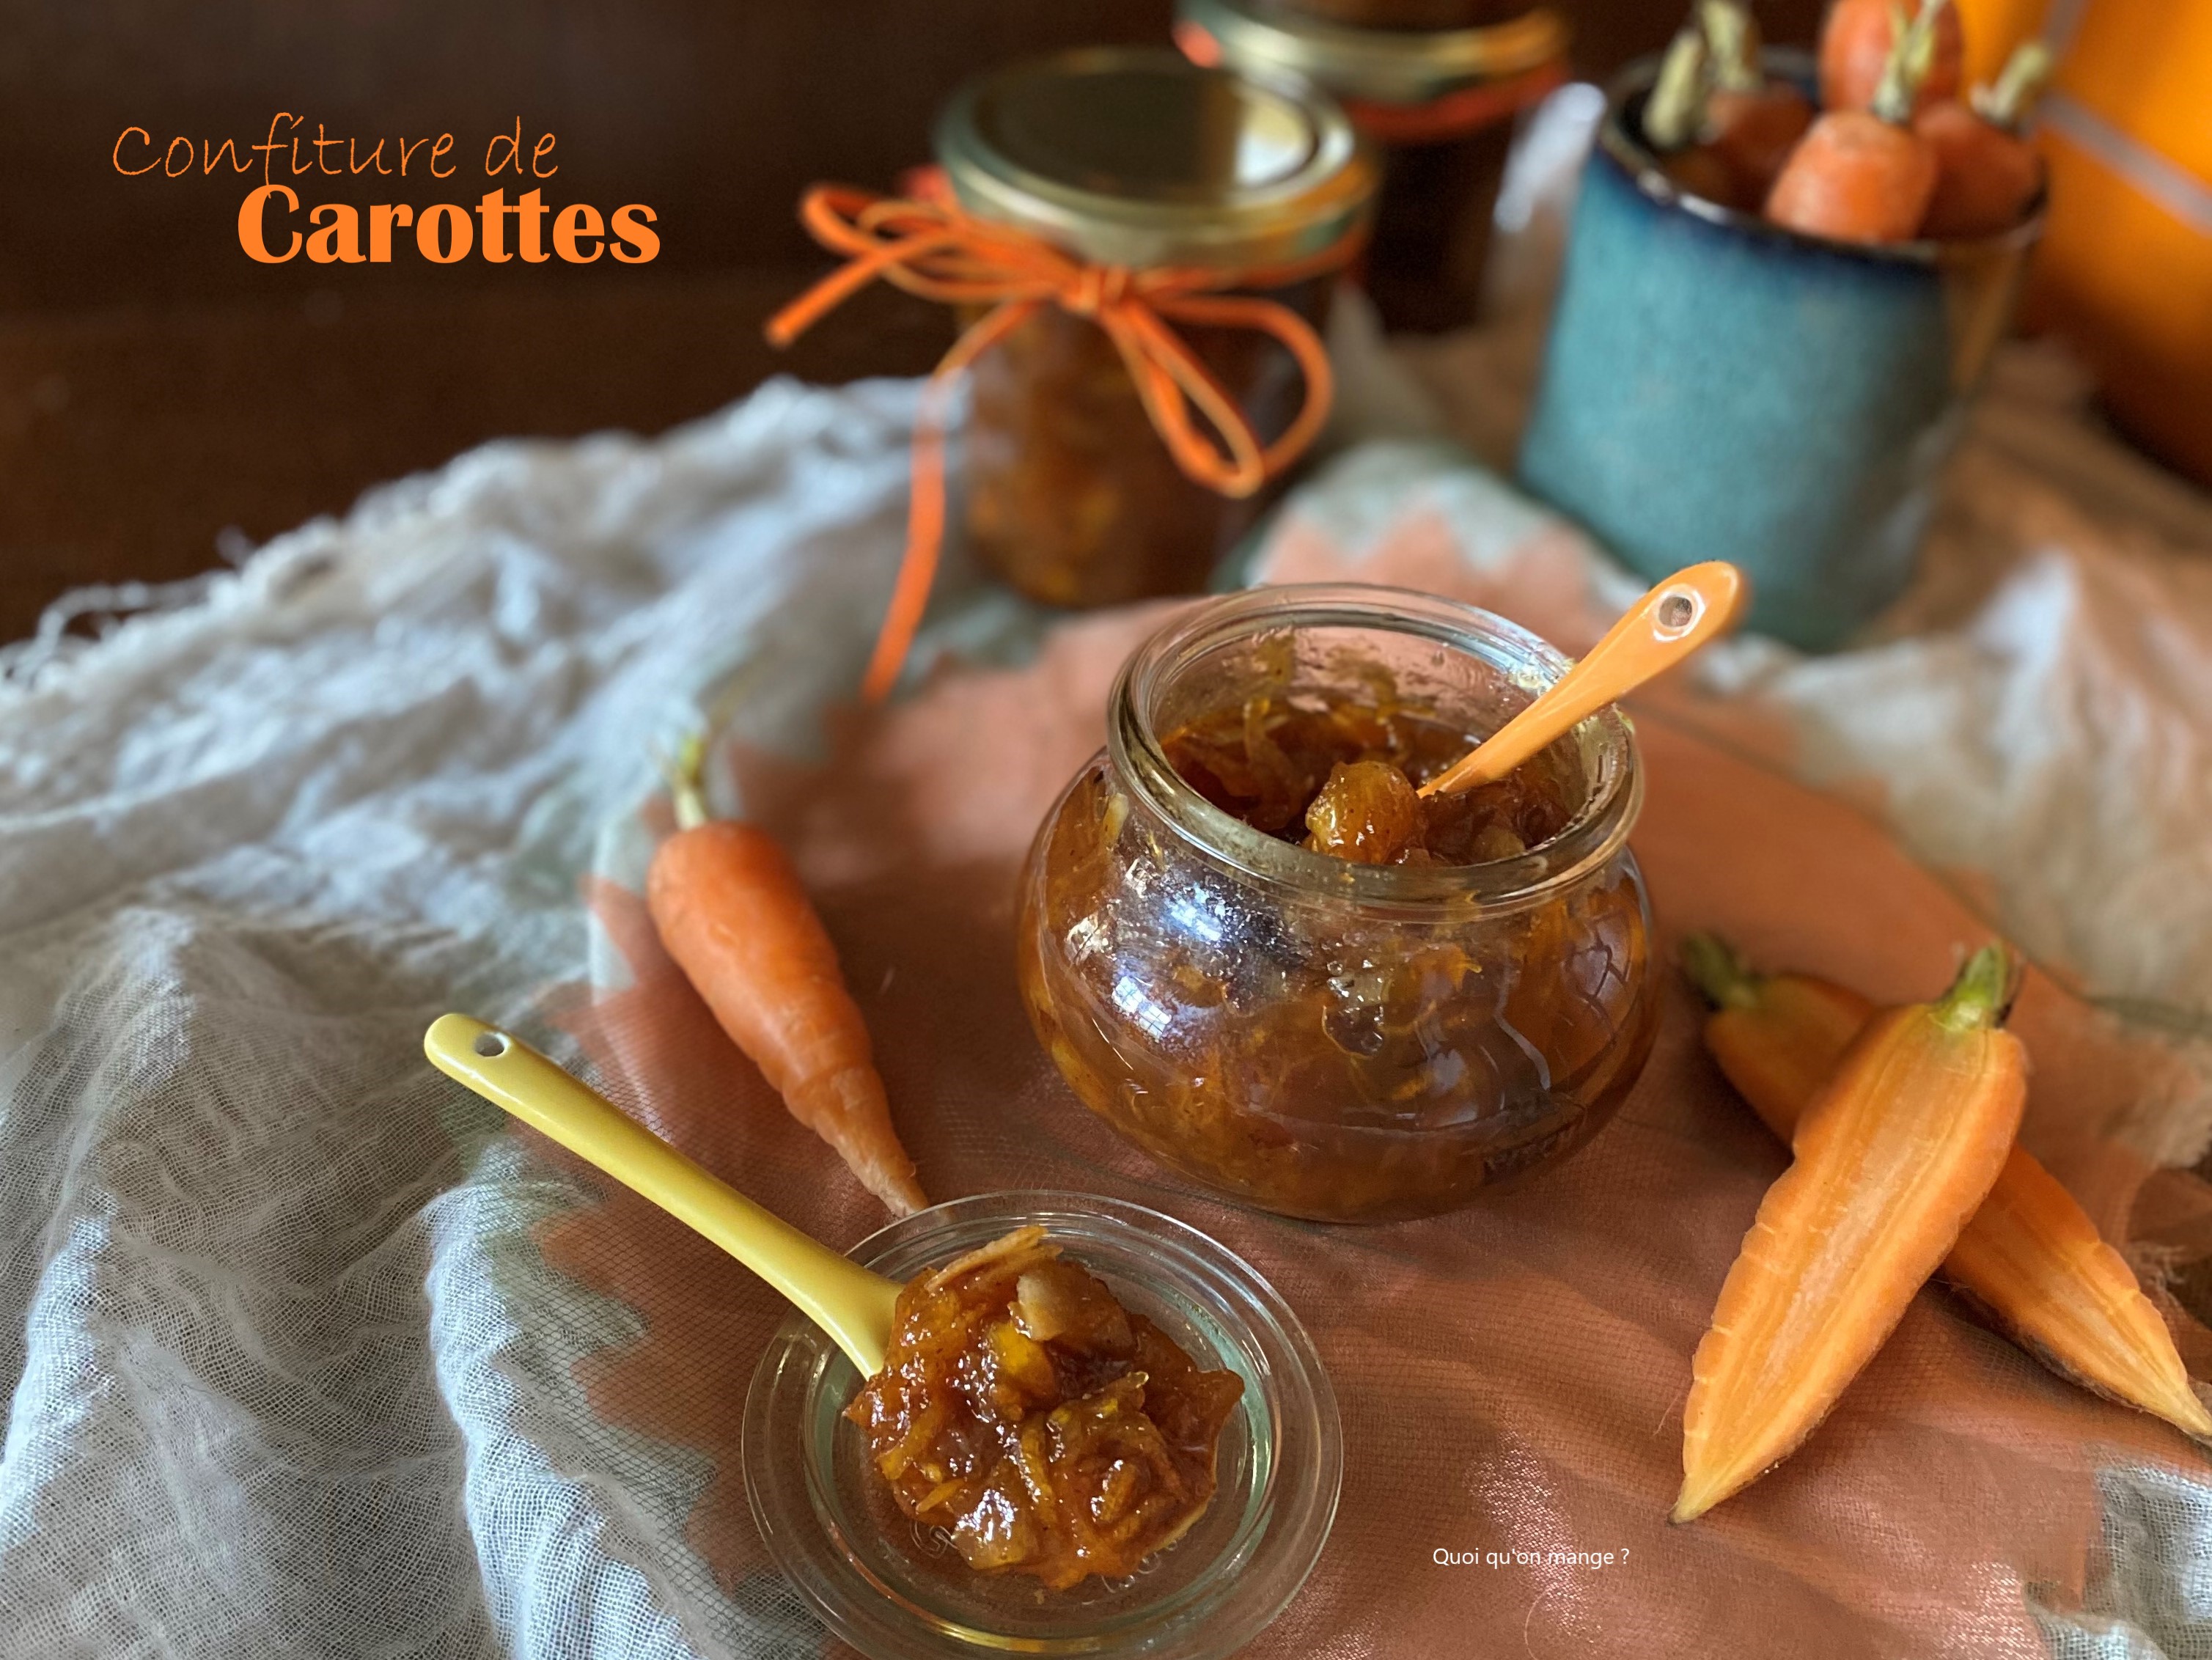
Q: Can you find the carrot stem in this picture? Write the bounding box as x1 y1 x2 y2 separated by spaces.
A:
1932 941 2018 1033
1973 40 2054 131
1680 931 1761 1011
1646 23 1710 151
1697 1 1763 95
1872 0 1947 125
658 732 713 833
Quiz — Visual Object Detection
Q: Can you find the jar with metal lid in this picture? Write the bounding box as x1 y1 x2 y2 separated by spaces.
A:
934 51 1375 610
1178 1 1570 332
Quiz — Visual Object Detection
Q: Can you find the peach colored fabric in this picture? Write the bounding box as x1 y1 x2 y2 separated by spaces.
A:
536 537 2212 1656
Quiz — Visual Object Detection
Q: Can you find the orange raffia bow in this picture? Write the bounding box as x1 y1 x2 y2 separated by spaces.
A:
765 183 1351 702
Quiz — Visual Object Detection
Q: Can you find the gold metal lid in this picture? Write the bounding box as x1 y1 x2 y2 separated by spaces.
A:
934 48 1375 270
1178 0 1570 106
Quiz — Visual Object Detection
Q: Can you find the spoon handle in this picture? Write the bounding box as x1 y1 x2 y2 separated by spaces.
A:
1419 561 1744 799
424 1013 900 1376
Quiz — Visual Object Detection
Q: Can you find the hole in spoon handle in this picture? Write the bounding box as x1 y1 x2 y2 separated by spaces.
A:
1654 587 1700 636
1419 562 1742 798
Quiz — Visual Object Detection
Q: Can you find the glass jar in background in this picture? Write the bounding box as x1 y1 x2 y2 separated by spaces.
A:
1258 0 1534 26
1016 587 1657 1225
933 54 1375 610
1177 0 1571 333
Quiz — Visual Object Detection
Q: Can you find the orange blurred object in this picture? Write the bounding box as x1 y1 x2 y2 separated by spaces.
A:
1765 110 1939 243
1917 100 2044 238
1819 0 1965 112
1952 0 2048 87
2024 1 2212 485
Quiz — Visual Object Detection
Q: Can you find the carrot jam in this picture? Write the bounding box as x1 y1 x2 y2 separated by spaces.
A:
1018 672 1656 1221
962 276 1335 611
1161 684 1580 864
846 1227 1246 1590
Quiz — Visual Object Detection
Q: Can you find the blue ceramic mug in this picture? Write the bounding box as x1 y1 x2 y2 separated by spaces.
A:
1518 51 2043 650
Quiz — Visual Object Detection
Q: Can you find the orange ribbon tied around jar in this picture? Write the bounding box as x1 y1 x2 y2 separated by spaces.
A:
766 183 1355 702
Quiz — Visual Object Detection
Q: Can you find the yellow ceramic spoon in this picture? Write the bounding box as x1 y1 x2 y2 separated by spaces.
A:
1419 561 1745 799
423 1013 902 1376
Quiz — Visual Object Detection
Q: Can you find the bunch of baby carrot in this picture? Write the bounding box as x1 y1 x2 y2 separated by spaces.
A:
1645 0 2049 245
1671 935 2211 1522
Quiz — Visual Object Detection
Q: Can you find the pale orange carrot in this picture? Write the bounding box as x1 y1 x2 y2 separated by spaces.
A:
1820 0 1963 114
646 738 926 1216
1700 1 1815 202
1683 934 2212 1443
1769 2 1947 243
1675 943 2026 1521
1707 84 1816 204
1765 110 1939 240
1682 935 1875 1142
1915 43 2051 238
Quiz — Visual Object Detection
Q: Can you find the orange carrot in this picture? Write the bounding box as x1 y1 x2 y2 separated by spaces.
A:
1770 1 1949 243
1683 935 1875 1142
1707 84 1815 205
1684 935 2212 1442
1661 143 1748 210
1915 43 2051 238
1675 943 2027 1521
1820 0 1963 114
646 738 927 1216
1765 110 1938 241
1700 1 1815 203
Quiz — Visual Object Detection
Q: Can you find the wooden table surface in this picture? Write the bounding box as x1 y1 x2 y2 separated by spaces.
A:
1 0 1823 645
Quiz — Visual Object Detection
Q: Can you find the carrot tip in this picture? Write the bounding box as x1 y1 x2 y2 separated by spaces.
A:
2158 1387 2212 1442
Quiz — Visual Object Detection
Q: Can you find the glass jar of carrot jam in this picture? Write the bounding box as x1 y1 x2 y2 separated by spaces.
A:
935 52 1375 609
1177 0 1570 332
1017 586 1657 1223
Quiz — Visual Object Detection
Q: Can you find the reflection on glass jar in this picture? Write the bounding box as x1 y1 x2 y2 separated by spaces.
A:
1017 586 1656 1224
1179 1 1571 333
936 53 1375 609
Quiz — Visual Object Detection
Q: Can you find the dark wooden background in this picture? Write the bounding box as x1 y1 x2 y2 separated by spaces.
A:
0 0 1823 643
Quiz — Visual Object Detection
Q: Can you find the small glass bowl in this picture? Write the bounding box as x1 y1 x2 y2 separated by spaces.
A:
743 1191 1341 1660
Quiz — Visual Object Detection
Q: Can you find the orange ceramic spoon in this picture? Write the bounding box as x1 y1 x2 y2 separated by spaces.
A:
1419 562 1745 798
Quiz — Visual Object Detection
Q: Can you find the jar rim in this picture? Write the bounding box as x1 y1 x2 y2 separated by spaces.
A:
1177 0 1571 106
1107 583 1644 914
935 48 1377 270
